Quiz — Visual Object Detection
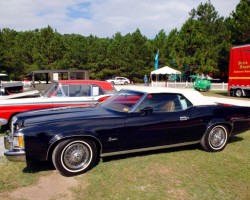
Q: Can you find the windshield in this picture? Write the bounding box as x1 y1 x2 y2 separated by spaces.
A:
43 83 60 97
43 82 106 97
101 90 144 112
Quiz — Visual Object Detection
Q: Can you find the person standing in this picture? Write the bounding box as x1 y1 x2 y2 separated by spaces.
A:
144 75 148 86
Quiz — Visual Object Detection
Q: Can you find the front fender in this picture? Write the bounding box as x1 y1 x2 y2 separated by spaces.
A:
46 129 102 160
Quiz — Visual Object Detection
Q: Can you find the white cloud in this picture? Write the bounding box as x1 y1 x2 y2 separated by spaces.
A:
0 0 239 38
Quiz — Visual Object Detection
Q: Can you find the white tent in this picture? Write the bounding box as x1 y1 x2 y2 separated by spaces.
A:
150 66 182 87
151 66 181 75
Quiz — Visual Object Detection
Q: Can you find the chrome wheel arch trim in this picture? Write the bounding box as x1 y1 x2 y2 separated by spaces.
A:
206 121 233 136
46 134 102 160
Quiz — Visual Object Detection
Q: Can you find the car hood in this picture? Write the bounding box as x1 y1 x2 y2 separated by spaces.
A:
15 105 117 127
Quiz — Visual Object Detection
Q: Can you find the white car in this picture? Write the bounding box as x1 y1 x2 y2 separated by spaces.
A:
0 80 116 131
106 77 130 85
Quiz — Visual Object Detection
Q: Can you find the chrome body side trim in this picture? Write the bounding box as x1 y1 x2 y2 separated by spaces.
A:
101 141 200 157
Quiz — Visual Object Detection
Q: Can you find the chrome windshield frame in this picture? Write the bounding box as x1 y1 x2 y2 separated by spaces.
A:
101 89 147 113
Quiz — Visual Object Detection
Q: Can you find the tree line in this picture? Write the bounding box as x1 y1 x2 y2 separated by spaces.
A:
0 0 249 83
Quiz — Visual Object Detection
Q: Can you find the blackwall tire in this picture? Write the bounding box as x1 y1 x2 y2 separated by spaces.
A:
200 125 229 152
52 139 97 176
235 89 243 97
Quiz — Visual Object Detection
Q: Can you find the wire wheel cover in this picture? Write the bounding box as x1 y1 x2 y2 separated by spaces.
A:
209 127 227 149
62 142 91 170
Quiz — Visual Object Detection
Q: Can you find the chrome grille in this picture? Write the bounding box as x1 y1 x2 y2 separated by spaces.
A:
10 116 18 137
11 119 14 137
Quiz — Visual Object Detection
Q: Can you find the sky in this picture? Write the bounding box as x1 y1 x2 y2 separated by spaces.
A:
0 0 240 39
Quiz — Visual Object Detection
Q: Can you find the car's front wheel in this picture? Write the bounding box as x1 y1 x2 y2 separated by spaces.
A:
200 125 229 152
52 139 97 176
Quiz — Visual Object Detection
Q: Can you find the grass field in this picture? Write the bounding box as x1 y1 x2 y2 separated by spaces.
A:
0 89 249 199
201 90 250 100
73 131 250 200
202 90 229 97
0 131 249 199
0 157 50 192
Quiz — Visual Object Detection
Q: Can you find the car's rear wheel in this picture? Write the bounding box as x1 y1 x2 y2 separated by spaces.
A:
124 81 128 85
52 139 97 176
200 125 229 152
235 89 243 97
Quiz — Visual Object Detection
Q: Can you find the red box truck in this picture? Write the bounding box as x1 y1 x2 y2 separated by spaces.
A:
228 44 250 97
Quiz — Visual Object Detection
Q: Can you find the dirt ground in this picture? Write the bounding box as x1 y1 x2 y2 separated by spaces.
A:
0 170 80 200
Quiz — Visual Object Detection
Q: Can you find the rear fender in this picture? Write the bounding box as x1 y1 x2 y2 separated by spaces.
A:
206 118 233 135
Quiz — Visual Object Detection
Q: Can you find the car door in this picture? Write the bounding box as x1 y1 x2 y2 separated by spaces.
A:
115 78 122 85
124 93 204 151
52 84 104 106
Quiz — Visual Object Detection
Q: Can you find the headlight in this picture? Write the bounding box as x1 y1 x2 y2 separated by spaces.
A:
16 120 24 130
12 118 24 133
13 133 25 149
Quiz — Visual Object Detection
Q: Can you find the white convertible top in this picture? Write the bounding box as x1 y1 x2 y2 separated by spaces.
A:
116 85 216 106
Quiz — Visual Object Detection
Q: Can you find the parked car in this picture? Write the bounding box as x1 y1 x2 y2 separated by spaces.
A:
4 87 250 176
106 77 130 85
0 73 24 95
0 80 116 131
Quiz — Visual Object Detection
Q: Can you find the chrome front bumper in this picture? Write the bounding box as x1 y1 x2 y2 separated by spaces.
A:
4 135 26 162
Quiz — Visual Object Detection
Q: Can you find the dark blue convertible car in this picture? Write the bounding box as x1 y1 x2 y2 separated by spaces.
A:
4 87 250 176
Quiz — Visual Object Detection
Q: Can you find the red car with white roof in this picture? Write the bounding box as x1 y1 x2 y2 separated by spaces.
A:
0 80 116 131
